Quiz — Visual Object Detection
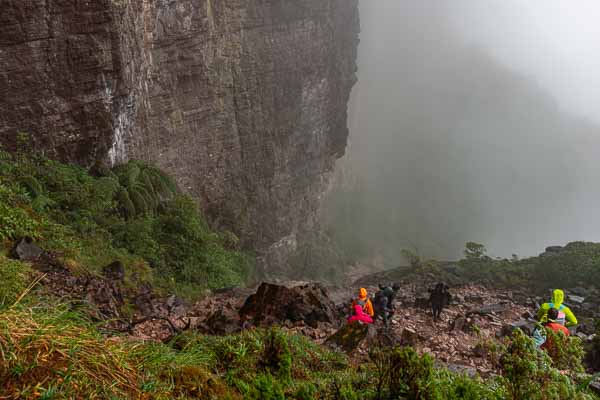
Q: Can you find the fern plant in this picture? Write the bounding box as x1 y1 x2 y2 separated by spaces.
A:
113 161 178 218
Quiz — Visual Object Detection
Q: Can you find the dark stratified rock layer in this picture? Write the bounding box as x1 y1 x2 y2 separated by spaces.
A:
0 0 360 276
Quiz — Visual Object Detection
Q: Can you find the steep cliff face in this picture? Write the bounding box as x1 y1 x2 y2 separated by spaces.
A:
0 0 359 276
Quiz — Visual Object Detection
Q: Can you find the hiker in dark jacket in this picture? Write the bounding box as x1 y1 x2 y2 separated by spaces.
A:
373 283 400 327
429 282 452 322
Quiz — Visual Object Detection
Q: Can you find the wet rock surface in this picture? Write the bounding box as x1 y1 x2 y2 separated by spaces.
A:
24 240 190 341
10 237 43 261
329 283 533 374
0 0 360 276
239 282 339 328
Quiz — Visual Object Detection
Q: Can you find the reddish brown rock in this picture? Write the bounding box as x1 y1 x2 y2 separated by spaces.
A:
239 282 339 328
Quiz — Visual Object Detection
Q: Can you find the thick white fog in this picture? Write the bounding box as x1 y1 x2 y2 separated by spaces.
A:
447 0 600 123
326 1 600 264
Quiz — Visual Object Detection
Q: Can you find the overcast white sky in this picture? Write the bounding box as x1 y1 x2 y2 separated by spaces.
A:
447 0 600 124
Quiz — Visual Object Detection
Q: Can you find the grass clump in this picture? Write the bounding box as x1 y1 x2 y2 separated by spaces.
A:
0 305 141 399
0 256 31 309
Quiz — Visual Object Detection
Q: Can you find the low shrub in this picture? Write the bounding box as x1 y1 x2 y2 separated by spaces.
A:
544 329 586 373
370 345 438 399
260 328 293 382
499 330 595 400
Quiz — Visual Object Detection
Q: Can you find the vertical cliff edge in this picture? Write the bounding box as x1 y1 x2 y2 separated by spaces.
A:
0 0 359 277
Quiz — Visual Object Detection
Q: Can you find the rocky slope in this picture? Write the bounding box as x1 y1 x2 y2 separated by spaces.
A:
0 0 359 276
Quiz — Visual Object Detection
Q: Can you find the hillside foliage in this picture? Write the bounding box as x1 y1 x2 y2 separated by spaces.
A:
1 298 598 399
0 150 252 298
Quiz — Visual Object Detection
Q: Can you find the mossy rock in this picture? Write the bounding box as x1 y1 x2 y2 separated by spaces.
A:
325 322 372 352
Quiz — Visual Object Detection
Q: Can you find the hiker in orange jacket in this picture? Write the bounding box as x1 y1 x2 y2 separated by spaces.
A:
540 307 570 351
351 288 374 317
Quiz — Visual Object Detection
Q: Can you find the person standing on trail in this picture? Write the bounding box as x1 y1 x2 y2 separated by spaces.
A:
373 283 400 327
536 289 577 327
429 282 452 322
352 288 374 318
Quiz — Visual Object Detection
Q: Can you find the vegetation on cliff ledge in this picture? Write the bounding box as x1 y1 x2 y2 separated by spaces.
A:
0 149 252 298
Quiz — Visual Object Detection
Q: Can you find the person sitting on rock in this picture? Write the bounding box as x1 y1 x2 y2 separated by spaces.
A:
352 288 374 318
429 282 452 322
347 303 374 325
537 289 577 327
373 283 400 327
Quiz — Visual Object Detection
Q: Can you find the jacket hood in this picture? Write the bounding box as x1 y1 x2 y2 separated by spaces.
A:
551 289 564 306
359 288 368 300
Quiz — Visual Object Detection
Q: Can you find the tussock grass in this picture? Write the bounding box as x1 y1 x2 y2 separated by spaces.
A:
2 302 599 399
0 305 141 399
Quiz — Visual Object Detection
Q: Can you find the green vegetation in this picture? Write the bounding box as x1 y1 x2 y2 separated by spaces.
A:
0 150 252 298
394 241 600 290
0 148 598 399
454 241 600 289
464 242 487 260
498 329 597 400
2 300 598 400
543 330 586 373
0 256 32 308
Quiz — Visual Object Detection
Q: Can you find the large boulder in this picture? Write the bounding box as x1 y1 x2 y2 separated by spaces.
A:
400 327 422 347
239 282 339 328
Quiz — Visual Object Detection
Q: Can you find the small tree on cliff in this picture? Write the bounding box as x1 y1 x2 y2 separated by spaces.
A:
464 242 487 260
401 248 422 269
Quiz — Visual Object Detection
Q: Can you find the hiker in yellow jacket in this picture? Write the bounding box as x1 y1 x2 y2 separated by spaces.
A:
536 289 577 327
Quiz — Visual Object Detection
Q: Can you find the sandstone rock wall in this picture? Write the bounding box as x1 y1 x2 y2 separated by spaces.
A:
0 0 359 276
